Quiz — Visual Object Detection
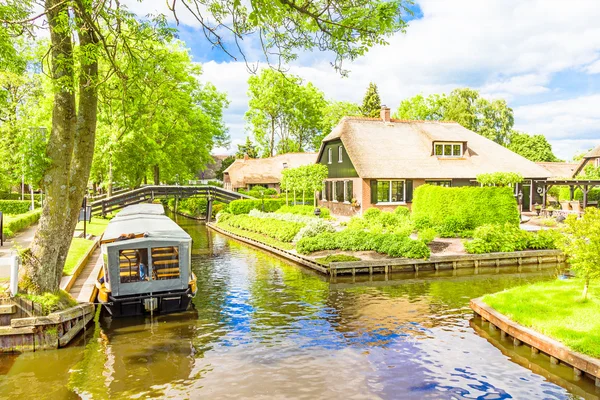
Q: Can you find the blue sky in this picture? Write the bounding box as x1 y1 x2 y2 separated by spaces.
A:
125 0 600 161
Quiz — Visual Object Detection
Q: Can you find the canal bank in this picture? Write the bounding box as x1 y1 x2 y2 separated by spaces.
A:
0 216 597 399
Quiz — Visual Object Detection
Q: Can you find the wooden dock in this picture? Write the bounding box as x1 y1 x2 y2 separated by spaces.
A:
471 297 600 387
208 222 564 277
68 246 103 304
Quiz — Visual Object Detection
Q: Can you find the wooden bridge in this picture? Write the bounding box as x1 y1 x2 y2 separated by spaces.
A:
90 185 250 217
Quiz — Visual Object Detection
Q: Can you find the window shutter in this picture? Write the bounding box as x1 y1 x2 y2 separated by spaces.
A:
370 180 378 204
406 180 414 202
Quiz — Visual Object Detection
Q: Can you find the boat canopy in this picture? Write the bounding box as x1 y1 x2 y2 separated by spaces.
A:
102 204 191 243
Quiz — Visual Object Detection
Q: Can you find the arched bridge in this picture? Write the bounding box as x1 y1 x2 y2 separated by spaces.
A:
90 185 251 217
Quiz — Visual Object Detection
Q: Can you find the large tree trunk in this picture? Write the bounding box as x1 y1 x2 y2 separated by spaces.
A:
153 165 160 185
20 0 98 294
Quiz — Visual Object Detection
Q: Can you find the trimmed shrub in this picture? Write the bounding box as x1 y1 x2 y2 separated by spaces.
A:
228 199 285 214
221 214 303 242
0 200 38 215
418 228 437 244
412 185 520 235
3 209 42 238
464 223 560 254
293 219 336 241
394 206 410 216
0 193 43 201
363 207 382 221
276 205 330 218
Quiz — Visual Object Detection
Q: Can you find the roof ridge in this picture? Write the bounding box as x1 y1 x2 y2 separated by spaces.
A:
342 116 457 124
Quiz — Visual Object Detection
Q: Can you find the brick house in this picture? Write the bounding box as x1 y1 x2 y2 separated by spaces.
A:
223 152 317 192
316 107 552 216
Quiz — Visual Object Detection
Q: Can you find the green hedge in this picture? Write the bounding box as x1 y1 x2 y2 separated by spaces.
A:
0 193 42 201
228 199 285 215
557 187 600 202
3 209 42 238
412 185 519 233
276 205 330 218
464 223 561 254
0 200 39 215
296 230 430 259
220 214 303 242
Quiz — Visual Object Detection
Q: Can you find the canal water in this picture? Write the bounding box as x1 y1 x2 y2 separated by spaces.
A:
0 214 598 399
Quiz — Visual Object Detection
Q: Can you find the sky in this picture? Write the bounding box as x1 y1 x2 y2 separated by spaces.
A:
122 0 600 161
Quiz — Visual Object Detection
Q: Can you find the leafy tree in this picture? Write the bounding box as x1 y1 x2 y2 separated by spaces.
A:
507 131 561 162
235 136 260 159
361 82 381 118
394 88 514 145
216 156 235 181
4 0 410 294
476 172 523 187
281 164 328 206
557 208 600 299
314 100 361 149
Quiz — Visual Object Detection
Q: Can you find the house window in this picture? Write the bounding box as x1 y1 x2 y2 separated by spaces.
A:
434 142 463 158
332 180 337 201
328 148 332 164
426 180 452 187
336 181 344 202
322 182 327 201
376 180 405 203
344 180 353 203
338 146 343 163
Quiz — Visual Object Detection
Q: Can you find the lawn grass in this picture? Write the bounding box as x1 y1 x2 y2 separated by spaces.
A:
75 217 110 237
63 238 96 276
216 222 294 250
483 279 600 358
315 254 361 265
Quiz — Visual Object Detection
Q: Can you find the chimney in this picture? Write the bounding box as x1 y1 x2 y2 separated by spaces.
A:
380 105 391 122
244 153 249 160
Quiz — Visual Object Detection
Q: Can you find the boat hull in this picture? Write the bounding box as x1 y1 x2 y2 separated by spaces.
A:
100 288 195 318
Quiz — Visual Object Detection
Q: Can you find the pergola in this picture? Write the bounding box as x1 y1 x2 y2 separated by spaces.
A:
534 179 600 208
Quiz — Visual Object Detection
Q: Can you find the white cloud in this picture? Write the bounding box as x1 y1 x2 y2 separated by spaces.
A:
584 59 600 74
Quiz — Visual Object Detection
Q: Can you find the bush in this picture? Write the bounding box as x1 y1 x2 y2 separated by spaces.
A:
0 193 43 201
363 207 382 221
293 219 336 241
296 230 430 259
464 223 560 254
228 199 285 214
207 180 223 187
0 200 38 215
220 214 303 242
276 205 330 218
394 206 410 216
418 228 437 244
3 209 42 238
412 185 519 235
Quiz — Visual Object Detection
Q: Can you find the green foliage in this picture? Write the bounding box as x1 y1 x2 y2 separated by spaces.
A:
394 206 410 216
63 238 95 276
464 223 560 254
222 214 303 242
215 156 235 181
476 172 523 186
507 131 561 162
228 199 285 214
348 208 414 236
557 208 600 298
361 82 381 117
315 254 361 265
215 220 294 250
0 200 37 214
3 209 41 238
483 279 600 357
294 219 336 241
394 88 514 145
19 290 77 315
557 186 600 202
296 230 430 259
313 101 361 149
239 187 278 197
276 205 330 218
235 137 259 159
418 228 437 244
0 192 42 201
412 185 520 236
281 164 328 205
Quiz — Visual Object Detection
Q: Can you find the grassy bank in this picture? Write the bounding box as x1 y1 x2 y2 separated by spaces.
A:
215 221 294 250
75 217 110 237
63 238 96 276
483 279 600 358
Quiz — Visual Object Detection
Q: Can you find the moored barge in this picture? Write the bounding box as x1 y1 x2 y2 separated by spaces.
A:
96 204 197 317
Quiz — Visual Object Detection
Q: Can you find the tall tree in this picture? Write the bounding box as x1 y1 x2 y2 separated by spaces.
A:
314 100 361 149
4 0 411 294
394 88 515 145
361 82 381 118
235 136 260 159
507 131 561 162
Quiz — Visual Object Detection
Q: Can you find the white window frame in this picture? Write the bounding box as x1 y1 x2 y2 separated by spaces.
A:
434 142 463 158
328 148 332 164
376 179 406 204
343 180 350 203
338 146 343 163
332 180 337 202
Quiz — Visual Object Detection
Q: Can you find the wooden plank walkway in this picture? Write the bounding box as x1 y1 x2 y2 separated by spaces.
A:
68 246 102 303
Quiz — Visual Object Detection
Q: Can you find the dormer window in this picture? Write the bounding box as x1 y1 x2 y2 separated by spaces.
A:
434 142 463 158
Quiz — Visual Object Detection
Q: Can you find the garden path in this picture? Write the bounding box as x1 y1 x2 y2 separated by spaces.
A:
0 223 38 281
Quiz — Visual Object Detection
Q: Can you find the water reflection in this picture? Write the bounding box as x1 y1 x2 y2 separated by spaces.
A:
0 216 597 399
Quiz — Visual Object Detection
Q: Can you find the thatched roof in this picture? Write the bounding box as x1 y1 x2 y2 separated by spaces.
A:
536 162 578 179
224 153 317 188
318 117 552 179
573 144 600 176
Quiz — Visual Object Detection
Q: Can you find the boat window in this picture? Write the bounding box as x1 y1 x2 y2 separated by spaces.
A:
151 246 180 280
119 248 149 283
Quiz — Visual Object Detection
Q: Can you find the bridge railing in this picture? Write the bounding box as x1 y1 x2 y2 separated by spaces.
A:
90 185 251 216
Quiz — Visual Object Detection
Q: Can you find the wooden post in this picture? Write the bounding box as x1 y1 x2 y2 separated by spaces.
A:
569 186 575 201
550 356 559 365
513 338 521 346
532 347 539 354
583 184 589 209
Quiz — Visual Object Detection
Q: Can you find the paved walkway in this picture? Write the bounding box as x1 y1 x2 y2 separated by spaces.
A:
0 224 38 280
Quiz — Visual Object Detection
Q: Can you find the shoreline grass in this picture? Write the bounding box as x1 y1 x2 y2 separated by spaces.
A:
63 238 96 276
75 217 109 237
483 278 600 358
215 222 294 250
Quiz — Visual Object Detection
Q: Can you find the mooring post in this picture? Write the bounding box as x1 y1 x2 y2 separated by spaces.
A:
206 194 213 222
